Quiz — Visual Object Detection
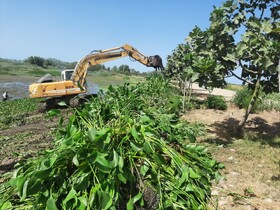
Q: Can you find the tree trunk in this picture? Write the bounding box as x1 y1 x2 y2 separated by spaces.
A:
278 58 280 93
237 73 261 137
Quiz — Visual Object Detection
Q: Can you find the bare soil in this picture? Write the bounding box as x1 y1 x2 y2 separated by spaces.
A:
183 106 280 210
0 113 56 176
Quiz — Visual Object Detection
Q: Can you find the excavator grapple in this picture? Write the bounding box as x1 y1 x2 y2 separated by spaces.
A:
148 55 164 71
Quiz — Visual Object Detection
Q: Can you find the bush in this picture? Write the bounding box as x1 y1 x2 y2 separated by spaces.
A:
232 87 261 113
258 93 280 111
184 97 203 110
204 95 227 110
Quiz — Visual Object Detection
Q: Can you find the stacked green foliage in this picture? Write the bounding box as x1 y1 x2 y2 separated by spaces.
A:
0 98 39 129
0 75 222 209
204 95 227 110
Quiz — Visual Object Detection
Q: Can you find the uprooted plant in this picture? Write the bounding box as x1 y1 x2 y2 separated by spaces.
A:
0 75 222 209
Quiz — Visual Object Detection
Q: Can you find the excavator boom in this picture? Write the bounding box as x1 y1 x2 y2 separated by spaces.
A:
71 44 164 89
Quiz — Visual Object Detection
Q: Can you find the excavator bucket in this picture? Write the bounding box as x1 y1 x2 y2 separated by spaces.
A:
148 55 164 71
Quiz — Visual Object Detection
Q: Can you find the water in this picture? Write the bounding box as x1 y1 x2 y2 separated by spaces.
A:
0 82 30 99
0 81 100 100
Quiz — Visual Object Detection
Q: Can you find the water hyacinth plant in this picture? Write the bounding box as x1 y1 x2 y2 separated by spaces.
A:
0 75 222 209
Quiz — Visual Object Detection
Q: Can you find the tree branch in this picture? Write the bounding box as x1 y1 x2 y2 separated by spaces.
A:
259 7 265 20
238 59 258 74
229 69 254 85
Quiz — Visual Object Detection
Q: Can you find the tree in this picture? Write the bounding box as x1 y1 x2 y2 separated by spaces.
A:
25 56 45 67
166 0 280 135
166 44 199 111
111 66 118 72
87 64 106 72
118 64 130 75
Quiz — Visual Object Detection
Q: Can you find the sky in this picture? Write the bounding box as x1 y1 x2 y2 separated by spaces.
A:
0 0 241 82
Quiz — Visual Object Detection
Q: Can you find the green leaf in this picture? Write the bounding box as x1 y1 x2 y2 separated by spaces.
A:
189 168 201 179
109 150 119 168
47 109 60 117
58 101 67 106
117 173 127 184
187 133 196 143
248 20 260 28
0 201 12 210
16 176 26 197
75 173 90 191
143 141 153 154
20 179 29 201
63 188 77 205
140 164 149 176
118 156 124 172
72 154 79 166
126 192 142 210
88 127 97 141
265 59 274 68
78 196 87 210
41 157 56 170
261 20 272 33
98 191 113 210
46 196 58 210
131 126 139 140
130 141 142 152
153 153 166 165
95 153 109 167
271 27 280 33
140 115 150 123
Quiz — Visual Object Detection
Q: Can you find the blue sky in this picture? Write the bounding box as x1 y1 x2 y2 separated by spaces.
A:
1 0 233 76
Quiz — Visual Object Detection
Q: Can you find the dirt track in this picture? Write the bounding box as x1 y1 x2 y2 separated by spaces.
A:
191 83 236 101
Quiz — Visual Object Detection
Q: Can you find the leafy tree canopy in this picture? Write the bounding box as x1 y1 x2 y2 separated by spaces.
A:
165 0 279 91
165 0 279 132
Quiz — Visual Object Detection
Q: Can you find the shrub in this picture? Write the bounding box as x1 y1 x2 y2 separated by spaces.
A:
258 92 280 111
232 87 252 109
184 97 203 110
205 95 227 110
232 87 262 113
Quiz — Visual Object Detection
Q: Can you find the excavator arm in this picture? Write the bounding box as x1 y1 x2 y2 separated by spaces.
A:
71 44 164 88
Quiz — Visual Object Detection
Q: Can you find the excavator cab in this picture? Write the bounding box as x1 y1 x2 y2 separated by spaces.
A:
148 55 164 71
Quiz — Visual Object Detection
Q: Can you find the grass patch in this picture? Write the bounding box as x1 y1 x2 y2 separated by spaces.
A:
226 83 243 91
0 98 39 129
88 73 144 90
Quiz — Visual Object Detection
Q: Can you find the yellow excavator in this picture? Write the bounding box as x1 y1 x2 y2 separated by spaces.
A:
29 44 164 111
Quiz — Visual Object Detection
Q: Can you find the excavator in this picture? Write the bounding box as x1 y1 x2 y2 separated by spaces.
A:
29 44 164 111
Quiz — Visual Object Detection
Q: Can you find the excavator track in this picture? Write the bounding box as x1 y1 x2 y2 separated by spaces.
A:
38 94 97 112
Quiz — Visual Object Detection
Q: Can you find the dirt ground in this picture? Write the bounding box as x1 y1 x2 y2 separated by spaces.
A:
0 113 57 176
183 106 280 210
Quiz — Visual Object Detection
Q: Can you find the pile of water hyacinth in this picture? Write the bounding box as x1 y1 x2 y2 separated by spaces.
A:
0 75 223 210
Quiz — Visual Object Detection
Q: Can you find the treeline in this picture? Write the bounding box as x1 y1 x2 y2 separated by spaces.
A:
0 57 152 76
25 56 76 69
88 64 147 76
